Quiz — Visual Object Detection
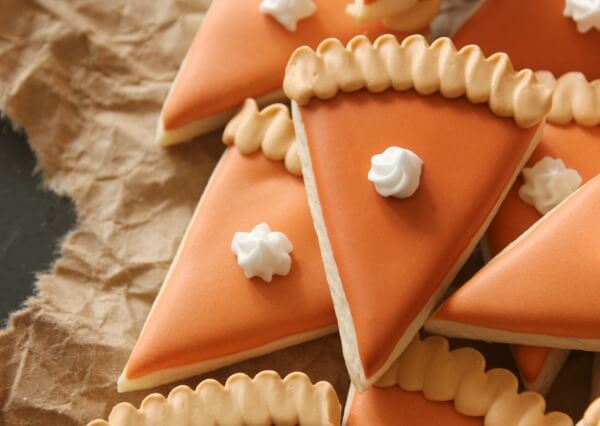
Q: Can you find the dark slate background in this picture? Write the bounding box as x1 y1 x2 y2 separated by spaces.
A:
0 117 76 325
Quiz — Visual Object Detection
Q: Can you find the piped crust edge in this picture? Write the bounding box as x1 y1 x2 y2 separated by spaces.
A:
88 371 341 426
375 335 573 426
223 99 301 176
536 71 600 127
283 34 552 128
580 397 600 426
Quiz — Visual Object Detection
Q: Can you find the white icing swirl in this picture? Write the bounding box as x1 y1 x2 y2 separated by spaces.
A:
368 146 423 198
232 223 293 282
519 157 582 215
259 0 317 32
565 0 600 33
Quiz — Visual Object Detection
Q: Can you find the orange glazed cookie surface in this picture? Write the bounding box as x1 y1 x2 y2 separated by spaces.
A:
119 144 336 392
453 0 600 80
158 0 420 145
484 72 600 394
427 175 600 350
287 35 549 390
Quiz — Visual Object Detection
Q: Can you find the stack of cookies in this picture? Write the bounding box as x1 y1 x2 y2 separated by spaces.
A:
91 0 600 424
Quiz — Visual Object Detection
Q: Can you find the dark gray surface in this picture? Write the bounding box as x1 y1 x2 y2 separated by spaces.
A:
0 117 76 324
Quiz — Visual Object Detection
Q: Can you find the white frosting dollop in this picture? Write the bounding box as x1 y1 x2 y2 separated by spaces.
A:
519 156 582 215
231 223 293 282
564 0 600 33
259 0 317 32
368 146 424 199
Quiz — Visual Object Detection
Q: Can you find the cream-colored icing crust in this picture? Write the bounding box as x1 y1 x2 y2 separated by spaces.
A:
580 397 600 426
346 0 441 32
91 371 341 426
535 71 600 127
283 34 552 128
346 0 418 23
223 98 301 175
376 335 573 426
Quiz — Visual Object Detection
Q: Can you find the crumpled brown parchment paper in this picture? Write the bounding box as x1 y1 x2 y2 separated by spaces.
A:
0 1 591 425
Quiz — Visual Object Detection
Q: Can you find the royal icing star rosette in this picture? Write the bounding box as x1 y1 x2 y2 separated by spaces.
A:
90 371 341 426
482 71 600 395
343 335 573 425
156 0 435 146
452 0 600 80
119 101 336 392
427 174 600 354
284 33 551 390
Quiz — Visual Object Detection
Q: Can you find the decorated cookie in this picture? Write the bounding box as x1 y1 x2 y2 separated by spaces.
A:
484 71 600 395
90 371 341 426
157 0 435 146
119 102 336 392
452 0 600 80
343 335 573 425
346 0 441 31
285 34 551 390
426 174 600 351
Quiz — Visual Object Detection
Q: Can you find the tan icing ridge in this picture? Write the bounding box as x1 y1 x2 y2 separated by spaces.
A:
376 335 574 426
223 98 301 176
88 371 341 426
536 71 600 127
580 398 600 426
284 34 552 128
346 0 441 32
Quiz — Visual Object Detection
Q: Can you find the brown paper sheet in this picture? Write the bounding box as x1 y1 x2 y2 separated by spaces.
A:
0 1 591 425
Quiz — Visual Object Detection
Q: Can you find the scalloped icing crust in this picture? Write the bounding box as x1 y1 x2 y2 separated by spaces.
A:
283 34 552 128
89 371 341 426
223 99 301 176
346 0 441 32
536 71 600 127
372 335 574 425
580 397 600 426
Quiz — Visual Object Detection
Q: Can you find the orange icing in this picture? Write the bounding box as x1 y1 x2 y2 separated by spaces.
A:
433 174 600 341
512 345 553 385
345 387 482 425
162 0 412 132
298 89 540 380
124 148 335 381
487 124 600 255
485 123 600 384
453 0 600 80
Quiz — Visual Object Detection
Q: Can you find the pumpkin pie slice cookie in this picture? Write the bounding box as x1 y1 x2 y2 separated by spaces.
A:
485 71 600 395
453 0 600 80
91 371 341 426
343 335 572 426
157 0 435 146
285 34 551 390
119 101 336 392
427 174 600 351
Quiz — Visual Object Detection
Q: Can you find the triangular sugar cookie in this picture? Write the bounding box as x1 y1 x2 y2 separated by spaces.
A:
157 0 432 146
286 34 551 390
119 102 336 392
483 71 600 394
427 174 600 351
453 0 600 79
